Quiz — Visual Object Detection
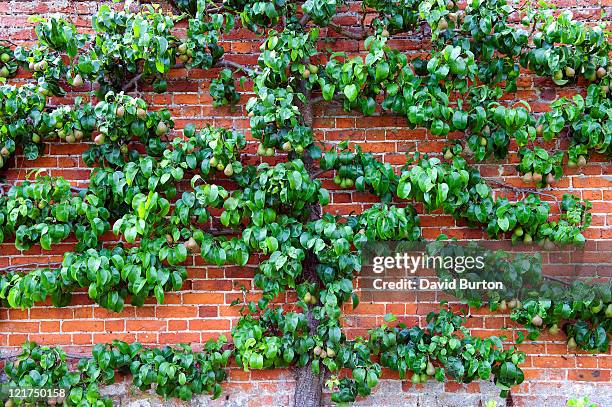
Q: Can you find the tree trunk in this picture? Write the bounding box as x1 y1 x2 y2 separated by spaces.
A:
293 300 324 406
293 75 325 407
294 362 325 407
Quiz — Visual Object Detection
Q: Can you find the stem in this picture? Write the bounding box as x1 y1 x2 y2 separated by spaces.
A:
542 275 571 286
0 180 88 193
122 64 185 92
310 169 330 179
0 263 62 273
122 72 144 92
484 177 562 213
216 58 259 76
484 177 559 201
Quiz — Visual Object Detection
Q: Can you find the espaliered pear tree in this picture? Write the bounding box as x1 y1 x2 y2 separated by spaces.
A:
0 0 610 406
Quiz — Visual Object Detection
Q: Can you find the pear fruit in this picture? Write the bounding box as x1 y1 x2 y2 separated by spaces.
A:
94 134 105 145
426 361 435 376
531 315 543 327
186 237 199 253
257 144 266 156
156 121 169 136
605 304 612 318
72 74 84 87
532 172 543 183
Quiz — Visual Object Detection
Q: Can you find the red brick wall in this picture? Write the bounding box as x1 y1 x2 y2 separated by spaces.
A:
0 1 611 406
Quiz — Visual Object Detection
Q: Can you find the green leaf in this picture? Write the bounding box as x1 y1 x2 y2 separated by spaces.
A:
322 83 335 101
353 368 366 383
375 61 389 81
343 84 358 102
497 217 510 232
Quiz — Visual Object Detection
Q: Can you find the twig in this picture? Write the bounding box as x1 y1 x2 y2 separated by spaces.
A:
541 275 571 286
484 177 559 201
216 59 258 76
209 228 240 236
0 39 18 47
311 168 331 179
0 180 87 193
0 352 87 361
121 63 185 93
0 262 62 273
122 72 144 92
70 186 89 192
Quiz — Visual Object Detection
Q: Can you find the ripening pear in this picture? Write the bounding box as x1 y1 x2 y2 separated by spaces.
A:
156 121 169 136
72 74 84 87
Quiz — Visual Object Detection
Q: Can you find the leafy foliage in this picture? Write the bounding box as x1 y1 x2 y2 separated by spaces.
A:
210 68 241 107
0 84 47 163
3 339 230 406
0 175 109 251
0 42 18 80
